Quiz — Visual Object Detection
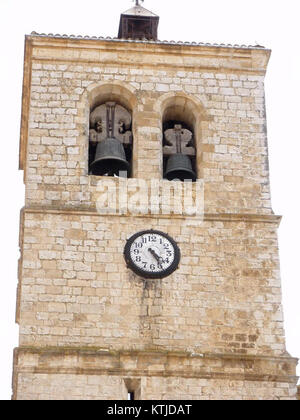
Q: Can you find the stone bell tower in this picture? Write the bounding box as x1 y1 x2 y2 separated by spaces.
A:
13 1 298 400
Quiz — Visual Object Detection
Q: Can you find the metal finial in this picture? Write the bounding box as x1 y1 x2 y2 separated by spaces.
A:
134 0 144 6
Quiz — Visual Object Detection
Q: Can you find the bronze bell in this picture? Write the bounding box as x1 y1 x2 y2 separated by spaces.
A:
90 137 130 177
164 154 196 182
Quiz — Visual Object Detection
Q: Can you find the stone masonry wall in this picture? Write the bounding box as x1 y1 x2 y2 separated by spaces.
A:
14 36 298 400
13 348 298 400
23 37 272 215
15 372 296 400
19 210 285 356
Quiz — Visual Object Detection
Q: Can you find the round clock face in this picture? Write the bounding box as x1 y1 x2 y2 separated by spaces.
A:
124 230 180 279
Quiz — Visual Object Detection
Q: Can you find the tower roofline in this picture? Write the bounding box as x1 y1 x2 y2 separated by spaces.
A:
28 31 269 52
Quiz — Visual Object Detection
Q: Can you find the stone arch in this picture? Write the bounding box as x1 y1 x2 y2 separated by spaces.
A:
86 81 138 113
154 92 209 179
154 91 207 127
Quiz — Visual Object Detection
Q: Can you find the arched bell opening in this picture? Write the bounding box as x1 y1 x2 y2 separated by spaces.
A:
162 105 197 182
86 82 137 178
88 101 133 178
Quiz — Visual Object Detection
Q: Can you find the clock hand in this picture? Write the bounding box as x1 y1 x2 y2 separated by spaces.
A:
148 248 161 263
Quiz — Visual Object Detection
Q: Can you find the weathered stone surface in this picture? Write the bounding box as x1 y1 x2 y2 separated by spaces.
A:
12 348 298 400
17 209 286 356
14 34 298 400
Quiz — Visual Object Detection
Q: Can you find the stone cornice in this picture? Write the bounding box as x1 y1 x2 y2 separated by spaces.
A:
13 346 298 388
21 206 282 225
28 34 271 74
29 32 266 51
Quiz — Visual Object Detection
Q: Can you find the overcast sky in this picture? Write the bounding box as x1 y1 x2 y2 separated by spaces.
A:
0 0 299 400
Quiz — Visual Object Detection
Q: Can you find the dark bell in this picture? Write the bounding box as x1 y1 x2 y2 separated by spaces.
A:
90 137 130 177
164 154 196 182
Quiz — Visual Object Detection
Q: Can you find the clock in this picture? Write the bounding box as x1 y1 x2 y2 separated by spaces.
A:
124 230 181 279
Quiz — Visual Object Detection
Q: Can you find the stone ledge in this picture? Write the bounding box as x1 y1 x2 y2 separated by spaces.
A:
21 206 282 225
28 35 271 72
14 347 298 384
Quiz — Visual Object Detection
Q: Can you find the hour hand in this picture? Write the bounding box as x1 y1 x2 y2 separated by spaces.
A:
148 248 161 263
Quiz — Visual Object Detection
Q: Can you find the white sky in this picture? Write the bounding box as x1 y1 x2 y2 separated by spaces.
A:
0 0 299 400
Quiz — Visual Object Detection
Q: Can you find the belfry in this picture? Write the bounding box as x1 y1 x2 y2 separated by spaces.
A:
13 1 298 399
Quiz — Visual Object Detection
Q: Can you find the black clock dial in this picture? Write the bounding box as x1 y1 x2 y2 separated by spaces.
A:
124 230 180 279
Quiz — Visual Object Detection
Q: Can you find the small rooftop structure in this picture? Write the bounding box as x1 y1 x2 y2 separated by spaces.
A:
118 2 159 40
